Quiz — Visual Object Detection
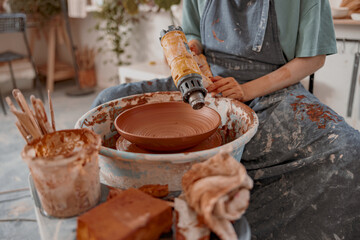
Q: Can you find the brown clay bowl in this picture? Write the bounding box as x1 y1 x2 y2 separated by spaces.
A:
114 102 221 152
116 130 223 153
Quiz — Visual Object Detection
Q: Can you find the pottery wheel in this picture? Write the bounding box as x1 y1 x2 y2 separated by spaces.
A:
116 131 223 154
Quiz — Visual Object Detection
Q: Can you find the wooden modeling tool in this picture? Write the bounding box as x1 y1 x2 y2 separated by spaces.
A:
6 89 56 143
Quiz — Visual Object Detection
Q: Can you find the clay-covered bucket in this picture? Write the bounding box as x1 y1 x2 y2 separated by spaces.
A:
22 129 101 218
75 92 258 192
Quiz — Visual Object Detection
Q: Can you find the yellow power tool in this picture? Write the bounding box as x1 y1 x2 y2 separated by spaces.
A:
160 25 208 110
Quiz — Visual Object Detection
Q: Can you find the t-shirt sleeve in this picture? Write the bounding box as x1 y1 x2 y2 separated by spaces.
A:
182 0 202 43
295 0 337 57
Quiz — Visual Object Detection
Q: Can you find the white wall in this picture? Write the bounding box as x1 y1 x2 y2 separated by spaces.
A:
69 14 117 87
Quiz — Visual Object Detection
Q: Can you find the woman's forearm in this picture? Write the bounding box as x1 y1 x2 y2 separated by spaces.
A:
241 55 326 102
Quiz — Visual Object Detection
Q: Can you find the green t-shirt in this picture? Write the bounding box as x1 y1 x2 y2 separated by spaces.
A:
182 0 337 61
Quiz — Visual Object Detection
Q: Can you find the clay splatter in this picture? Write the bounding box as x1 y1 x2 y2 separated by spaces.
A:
103 133 120 149
83 96 150 127
247 0 254 7
212 18 220 26
212 30 224 43
291 95 342 129
83 112 107 127
211 18 224 42
96 105 103 111
146 81 153 86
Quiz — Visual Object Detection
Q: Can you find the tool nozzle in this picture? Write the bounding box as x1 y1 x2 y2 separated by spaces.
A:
189 91 205 110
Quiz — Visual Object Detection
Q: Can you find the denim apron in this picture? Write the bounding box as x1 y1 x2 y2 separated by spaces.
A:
200 0 360 239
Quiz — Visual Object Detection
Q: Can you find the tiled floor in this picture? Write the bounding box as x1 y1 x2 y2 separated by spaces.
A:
0 80 103 240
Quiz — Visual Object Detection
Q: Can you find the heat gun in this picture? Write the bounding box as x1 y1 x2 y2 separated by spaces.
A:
160 25 211 110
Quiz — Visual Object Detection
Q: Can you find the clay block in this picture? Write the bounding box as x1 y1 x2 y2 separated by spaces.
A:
77 188 172 240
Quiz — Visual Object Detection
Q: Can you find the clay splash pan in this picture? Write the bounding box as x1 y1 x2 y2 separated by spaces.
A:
116 131 222 154
115 102 221 152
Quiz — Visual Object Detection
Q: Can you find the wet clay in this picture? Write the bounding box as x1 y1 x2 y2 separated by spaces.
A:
22 129 101 218
29 129 98 158
115 102 221 152
116 130 222 154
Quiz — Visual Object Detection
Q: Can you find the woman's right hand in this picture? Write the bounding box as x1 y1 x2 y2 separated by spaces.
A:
207 76 247 101
188 39 203 55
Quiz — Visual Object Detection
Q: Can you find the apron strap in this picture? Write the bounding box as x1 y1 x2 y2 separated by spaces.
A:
252 0 270 52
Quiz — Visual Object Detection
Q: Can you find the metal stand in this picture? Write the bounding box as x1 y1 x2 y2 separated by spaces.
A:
60 0 94 96
336 38 360 118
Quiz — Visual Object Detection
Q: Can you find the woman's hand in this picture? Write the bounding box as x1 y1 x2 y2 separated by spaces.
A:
207 76 246 101
188 39 203 55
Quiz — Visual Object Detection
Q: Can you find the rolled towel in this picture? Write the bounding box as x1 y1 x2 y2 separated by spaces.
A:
182 152 253 240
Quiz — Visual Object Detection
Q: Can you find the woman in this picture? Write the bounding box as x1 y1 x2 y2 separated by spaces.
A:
92 0 360 239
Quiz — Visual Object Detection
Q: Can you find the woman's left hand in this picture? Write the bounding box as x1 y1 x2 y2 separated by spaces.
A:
207 76 246 101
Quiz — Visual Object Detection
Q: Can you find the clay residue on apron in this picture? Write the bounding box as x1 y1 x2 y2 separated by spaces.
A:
212 30 224 43
211 19 224 43
212 18 220 25
291 95 342 129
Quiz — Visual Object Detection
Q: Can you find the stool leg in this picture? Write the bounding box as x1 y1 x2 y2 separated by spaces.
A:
8 61 18 89
47 24 56 93
23 29 44 101
0 90 7 115
309 73 314 94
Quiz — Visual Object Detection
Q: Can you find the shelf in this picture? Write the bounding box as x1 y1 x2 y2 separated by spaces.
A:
333 19 360 25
